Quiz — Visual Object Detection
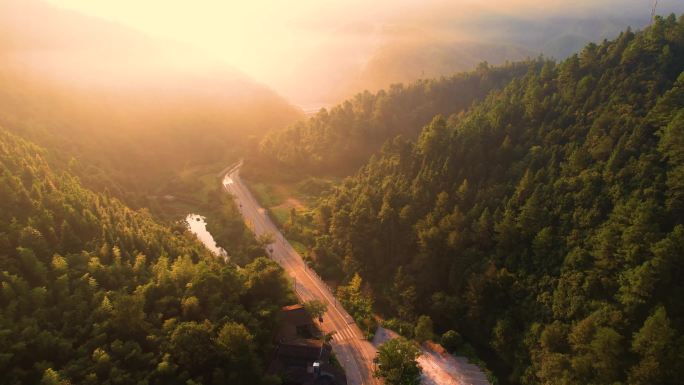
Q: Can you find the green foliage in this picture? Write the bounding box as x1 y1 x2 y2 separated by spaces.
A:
373 337 422 385
0 47 299 212
312 15 684 385
382 318 415 340
414 315 434 343
336 273 377 338
0 129 291 384
170 321 214 372
440 330 463 353
255 62 533 175
336 273 373 322
303 299 328 319
203 183 265 266
629 306 682 385
40 368 70 385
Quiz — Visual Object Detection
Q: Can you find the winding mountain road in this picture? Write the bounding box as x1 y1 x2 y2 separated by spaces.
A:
223 162 380 385
221 161 489 385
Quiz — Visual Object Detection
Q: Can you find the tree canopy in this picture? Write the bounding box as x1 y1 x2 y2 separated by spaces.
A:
310 15 684 385
0 128 293 384
252 61 532 176
373 337 422 385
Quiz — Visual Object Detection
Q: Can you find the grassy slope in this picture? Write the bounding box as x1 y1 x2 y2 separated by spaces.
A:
242 176 336 258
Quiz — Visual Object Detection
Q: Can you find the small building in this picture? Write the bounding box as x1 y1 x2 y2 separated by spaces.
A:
268 304 346 385
279 304 316 340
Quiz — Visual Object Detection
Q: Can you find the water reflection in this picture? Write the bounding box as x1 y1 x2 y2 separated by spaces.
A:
185 214 228 260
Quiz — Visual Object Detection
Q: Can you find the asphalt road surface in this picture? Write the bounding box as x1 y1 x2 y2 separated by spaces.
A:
223 163 381 385
222 162 489 385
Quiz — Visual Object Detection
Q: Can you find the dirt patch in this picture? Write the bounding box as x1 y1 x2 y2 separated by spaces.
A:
373 327 490 385
286 197 306 210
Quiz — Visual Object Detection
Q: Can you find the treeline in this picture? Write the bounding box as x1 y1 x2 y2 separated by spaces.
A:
253 62 533 176
0 128 293 384
0 70 299 209
203 183 267 266
311 15 684 384
0 0 301 210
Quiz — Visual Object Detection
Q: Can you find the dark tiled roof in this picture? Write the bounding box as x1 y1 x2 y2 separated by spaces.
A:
281 304 313 327
278 339 329 360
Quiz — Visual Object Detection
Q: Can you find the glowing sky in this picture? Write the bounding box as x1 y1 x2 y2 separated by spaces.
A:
43 0 675 104
43 0 422 102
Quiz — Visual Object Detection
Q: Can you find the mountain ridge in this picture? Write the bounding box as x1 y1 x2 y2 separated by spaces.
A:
304 14 684 385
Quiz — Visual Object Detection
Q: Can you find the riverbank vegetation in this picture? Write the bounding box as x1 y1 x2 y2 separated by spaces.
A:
0 127 296 384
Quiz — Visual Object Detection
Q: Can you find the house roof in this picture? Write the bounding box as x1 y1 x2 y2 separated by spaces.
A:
281 304 313 327
268 338 344 385
278 339 330 361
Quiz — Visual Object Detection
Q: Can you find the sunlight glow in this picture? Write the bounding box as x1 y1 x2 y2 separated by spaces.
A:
37 0 674 105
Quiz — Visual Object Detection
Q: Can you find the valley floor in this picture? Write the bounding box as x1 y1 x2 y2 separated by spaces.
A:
227 162 490 385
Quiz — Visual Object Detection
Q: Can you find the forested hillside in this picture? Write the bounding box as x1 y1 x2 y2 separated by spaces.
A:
0 128 292 384
343 40 533 98
255 62 532 176
0 0 300 208
312 15 684 384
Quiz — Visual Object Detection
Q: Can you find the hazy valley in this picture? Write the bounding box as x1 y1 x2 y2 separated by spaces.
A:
1 1 683 385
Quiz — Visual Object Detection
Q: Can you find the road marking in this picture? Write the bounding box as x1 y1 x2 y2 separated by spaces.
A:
225 169 379 385
332 326 358 341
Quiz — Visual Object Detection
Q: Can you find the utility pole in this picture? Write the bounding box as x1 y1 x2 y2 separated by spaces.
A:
651 0 658 23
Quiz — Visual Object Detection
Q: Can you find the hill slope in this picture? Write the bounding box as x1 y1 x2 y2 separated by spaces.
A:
312 15 684 384
255 62 532 176
0 0 300 205
0 127 292 384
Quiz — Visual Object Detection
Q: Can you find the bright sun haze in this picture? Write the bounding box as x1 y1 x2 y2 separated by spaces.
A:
43 0 662 106
3 1 684 385
43 0 412 104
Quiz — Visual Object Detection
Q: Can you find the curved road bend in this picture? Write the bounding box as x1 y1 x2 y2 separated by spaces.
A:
222 164 381 385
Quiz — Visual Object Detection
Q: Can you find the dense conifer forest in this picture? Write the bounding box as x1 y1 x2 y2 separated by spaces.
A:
254 62 532 176
0 5 300 382
4 2 684 384
0 128 292 384
295 15 684 384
